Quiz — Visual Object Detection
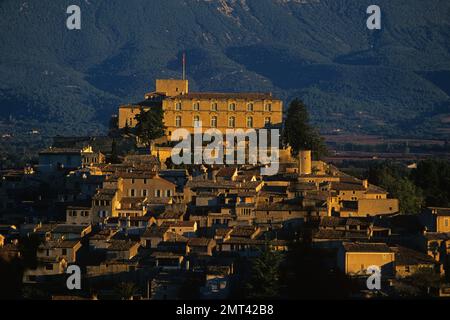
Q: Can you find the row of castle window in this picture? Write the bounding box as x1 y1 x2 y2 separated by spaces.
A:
68 210 89 217
175 116 271 128
175 102 272 112
94 200 111 206
129 189 173 197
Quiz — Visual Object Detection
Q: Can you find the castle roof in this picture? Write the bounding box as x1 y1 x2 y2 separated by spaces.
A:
169 92 276 101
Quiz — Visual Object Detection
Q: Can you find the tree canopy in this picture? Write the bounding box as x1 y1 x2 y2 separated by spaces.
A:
411 160 450 207
244 246 283 299
283 98 327 158
134 107 165 147
367 162 424 214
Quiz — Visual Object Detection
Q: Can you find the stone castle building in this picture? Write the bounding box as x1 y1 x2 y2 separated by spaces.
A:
118 79 283 138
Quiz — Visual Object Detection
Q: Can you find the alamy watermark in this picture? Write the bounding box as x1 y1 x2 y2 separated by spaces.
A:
66 265 81 290
66 5 81 30
367 5 381 30
366 265 381 290
170 122 280 176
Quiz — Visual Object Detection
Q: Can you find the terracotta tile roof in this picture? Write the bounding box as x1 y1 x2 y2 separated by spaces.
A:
320 216 346 228
89 229 117 241
188 238 214 247
142 226 170 238
391 246 438 266
186 180 262 190
313 229 368 240
429 207 450 216
40 240 80 249
161 221 196 228
39 148 81 155
170 92 276 101
342 242 392 253
216 167 238 178
424 232 450 241
230 226 259 238
256 202 303 211
93 188 117 200
107 240 139 251
151 251 183 259
52 224 90 234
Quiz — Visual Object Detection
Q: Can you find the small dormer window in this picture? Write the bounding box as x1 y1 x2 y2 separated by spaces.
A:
229 103 236 111
193 102 200 111
175 102 182 110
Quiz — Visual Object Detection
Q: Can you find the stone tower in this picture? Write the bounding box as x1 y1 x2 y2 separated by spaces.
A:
298 150 312 175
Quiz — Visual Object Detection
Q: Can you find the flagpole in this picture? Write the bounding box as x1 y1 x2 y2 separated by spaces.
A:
182 52 186 80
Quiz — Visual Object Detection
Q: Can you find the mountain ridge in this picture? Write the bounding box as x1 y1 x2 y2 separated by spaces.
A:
1 0 449 138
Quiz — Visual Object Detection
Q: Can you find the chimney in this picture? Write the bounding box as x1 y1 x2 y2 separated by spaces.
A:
362 179 369 189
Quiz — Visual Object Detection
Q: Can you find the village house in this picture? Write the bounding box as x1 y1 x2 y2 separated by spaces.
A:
420 232 450 263
254 202 307 226
106 240 140 260
0 224 18 240
30 223 59 241
51 224 92 240
141 226 172 249
154 205 186 226
88 229 119 251
156 236 189 255
0 242 21 261
215 167 239 182
92 188 119 224
161 220 197 237
37 240 82 263
229 225 261 239
337 242 395 277
391 246 443 278
66 202 92 225
150 271 191 300
38 146 104 173
200 265 232 299
23 257 68 283
217 238 288 257
312 229 370 249
117 215 155 235
116 197 148 217
118 172 177 203
205 212 234 228
187 238 216 256
419 207 450 233
86 259 140 278
152 251 185 270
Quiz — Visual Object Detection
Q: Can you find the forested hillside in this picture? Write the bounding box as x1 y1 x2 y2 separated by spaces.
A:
1 0 449 138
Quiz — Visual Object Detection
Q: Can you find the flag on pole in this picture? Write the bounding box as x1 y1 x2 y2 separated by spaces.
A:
182 52 186 80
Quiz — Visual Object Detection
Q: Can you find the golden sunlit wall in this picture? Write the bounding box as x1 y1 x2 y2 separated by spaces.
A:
163 97 283 137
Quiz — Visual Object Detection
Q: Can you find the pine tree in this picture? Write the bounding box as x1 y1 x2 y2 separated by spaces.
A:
283 98 327 158
245 246 283 299
134 107 165 148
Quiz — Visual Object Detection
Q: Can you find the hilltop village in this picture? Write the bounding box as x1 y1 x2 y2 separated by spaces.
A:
0 79 449 299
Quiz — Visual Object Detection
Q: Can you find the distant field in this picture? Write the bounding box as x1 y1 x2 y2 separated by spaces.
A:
324 134 446 146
